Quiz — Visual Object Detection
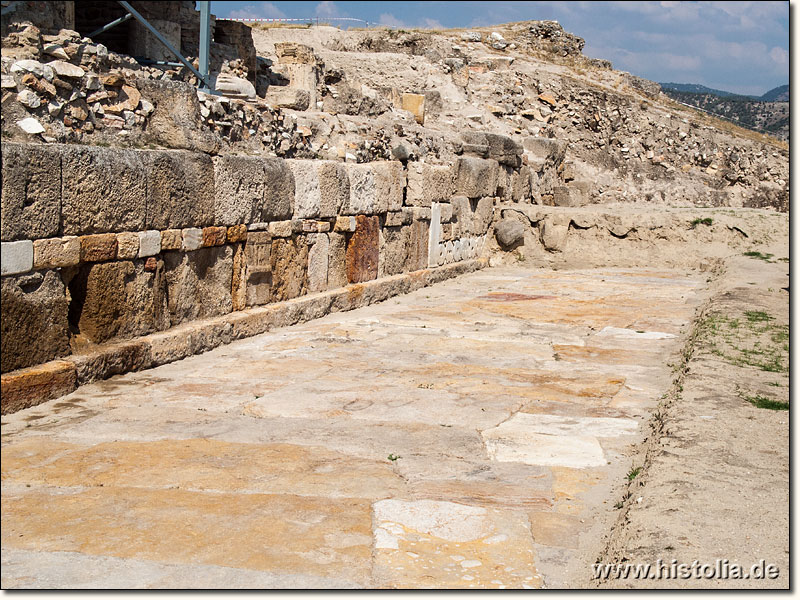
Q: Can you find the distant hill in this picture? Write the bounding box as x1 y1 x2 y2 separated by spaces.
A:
760 84 789 102
659 82 756 99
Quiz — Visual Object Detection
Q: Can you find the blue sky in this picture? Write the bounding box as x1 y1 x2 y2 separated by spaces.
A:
210 1 789 96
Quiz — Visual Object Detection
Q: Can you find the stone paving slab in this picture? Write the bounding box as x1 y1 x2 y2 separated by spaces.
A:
0 266 704 589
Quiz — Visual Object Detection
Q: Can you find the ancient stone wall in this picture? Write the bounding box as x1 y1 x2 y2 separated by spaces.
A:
0 138 534 410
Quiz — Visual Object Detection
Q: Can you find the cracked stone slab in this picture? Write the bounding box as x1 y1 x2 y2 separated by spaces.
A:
372 499 542 589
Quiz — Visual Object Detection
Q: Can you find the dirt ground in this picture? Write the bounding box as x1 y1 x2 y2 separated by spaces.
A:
594 234 789 589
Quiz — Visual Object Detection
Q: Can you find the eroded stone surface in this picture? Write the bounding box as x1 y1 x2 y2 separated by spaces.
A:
0 266 703 589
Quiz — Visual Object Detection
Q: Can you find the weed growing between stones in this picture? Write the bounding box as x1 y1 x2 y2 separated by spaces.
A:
743 251 775 262
698 312 788 374
739 392 789 411
690 217 713 228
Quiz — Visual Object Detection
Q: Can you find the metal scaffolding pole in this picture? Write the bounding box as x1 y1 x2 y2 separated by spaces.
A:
198 1 211 92
116 0 212 90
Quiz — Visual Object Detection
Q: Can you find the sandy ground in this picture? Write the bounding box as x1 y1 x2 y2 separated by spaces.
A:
595 235 789 589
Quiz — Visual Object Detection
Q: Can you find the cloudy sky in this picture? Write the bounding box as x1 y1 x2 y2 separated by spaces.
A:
210 1 789 96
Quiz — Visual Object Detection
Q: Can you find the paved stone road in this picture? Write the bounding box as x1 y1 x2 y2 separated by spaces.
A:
1 267 704 588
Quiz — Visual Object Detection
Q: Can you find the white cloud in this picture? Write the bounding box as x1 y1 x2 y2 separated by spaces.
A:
229 2 286 19
378 13 407 28
770 46 789 65
420 18 444 30
315 1 341 18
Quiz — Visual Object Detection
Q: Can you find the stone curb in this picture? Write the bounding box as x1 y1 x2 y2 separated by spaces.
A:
0 259 486 414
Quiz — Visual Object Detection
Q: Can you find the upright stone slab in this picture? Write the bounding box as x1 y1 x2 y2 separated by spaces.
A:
405 162 454 207
270 236 308 302
244 231 272 307
143 150 215 230
327 232 348 290
428 203 443 268
67 260 169 345
1 142 61 241
1 270 70 373
61 145 146 235
307 233 329 292
452 157 499 199
346 215 379 283
163 246 233 325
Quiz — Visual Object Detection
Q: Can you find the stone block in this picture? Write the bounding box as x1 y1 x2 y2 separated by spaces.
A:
1 240 33 275
401 93 425 124
302 220 331 233
244 231 272 307
334 216 357 232
372 161 405 211
405 162 454 207
80 234 117 263
317 161 350 217
1 360 77 414
461 132 522 167
288 159 322 219
1 142 61 241
495 218 525 248
346 215 379 283
380 226 411 277
261 159 295 222
453 157 498 199
202 226 227 247
138 230 161 257
407 219 430 271
270 236 308 302
143 150 215 230
67 260 169 345
61 145 146 235
182 228 203 251
33 236 80 269
1 270 70 373
214 156 257 226
343 163 377 215
553 185 582 207
385 209 413 227
227 224 248 243
265 88 310 110
540 215 570 252
116 232 140 259
231 243 246 311
308 233 329 293
163 246 233 325
523 137 568 172
268 220 294 238
327 232 348 289
160 229 182 251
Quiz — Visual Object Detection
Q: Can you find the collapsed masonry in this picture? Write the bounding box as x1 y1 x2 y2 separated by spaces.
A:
0 4 789 413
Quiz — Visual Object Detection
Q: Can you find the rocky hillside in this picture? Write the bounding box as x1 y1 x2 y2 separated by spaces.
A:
660 85 789 142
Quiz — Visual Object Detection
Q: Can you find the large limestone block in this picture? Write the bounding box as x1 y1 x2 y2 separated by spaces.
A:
522 137 567 172
401 93 425 124
1 143 61 241
134 79 220 154
451 196 494 237
379 226 410 277
1 270 70 373
244 231 272 307
260 159 295 222
288 159 348 219
214 156 294 225
372 161 405 212
405 162 453 207
67 260 169 345
143 150 215 230
343 164 376 215
346 215 379 283
453 157 498 199
61 145 146 235
343 162 403 215
270 236 308 302
495 218 525 248
407 219 430 271
163 246 233 325
461 132 522 167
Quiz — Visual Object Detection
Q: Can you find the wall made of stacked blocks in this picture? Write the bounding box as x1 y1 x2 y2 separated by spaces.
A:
1 143 534 377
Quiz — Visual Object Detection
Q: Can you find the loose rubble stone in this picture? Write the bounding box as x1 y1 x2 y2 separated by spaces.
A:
495 218 526 248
